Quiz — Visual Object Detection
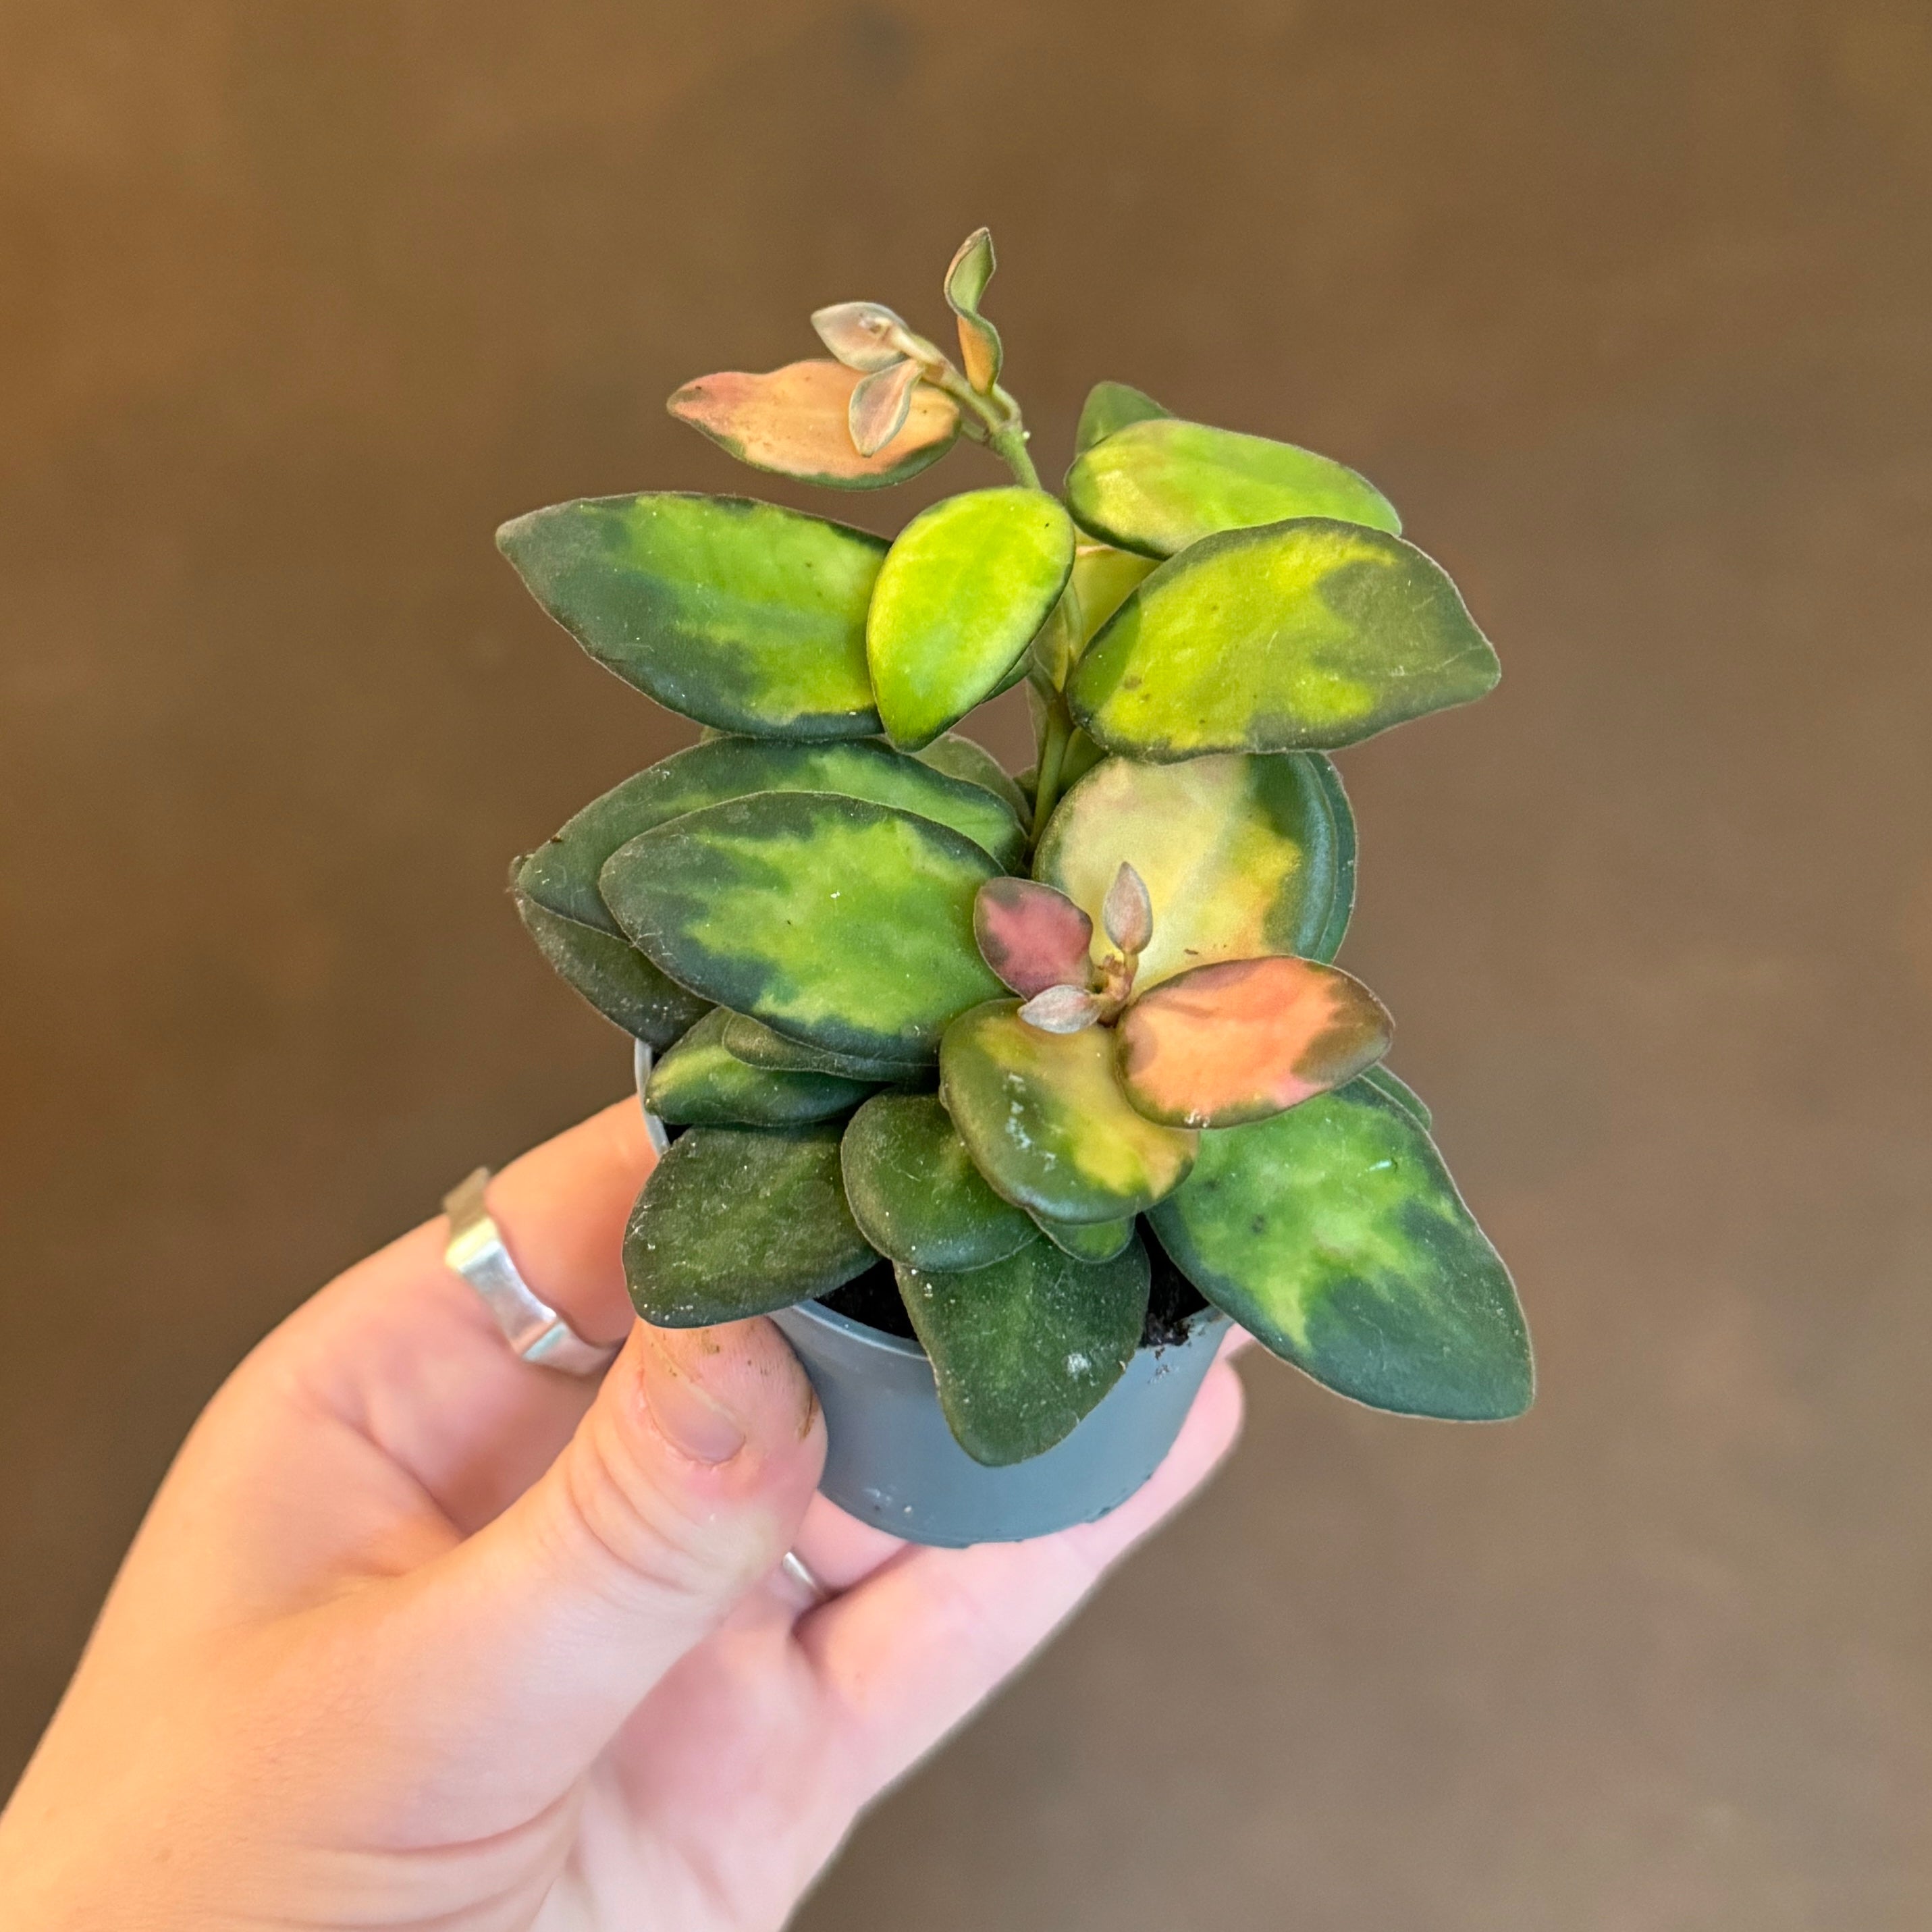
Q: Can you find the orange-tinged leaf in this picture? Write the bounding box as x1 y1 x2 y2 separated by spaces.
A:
944 229 1002 393
975 878 1094 998
1116 955 1392 1128
668 360 959 489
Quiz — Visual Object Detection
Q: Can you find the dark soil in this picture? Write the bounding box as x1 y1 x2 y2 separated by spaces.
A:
816 1233 1208 1351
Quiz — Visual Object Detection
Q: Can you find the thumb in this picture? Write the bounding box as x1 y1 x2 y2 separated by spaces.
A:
368 1315 824 1793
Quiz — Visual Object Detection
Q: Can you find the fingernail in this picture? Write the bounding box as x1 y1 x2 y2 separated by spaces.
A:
635 1329 749 1466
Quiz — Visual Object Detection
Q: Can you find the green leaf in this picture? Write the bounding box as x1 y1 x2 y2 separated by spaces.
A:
1148 1079 1531 1420
840 1092 1035 1271
645 1009 878 1126
497 493 884 739
866 488 1077 751
1034 751 1341 991
511 890 710 1048
1064 417 1399 558
911 732 1029 816
1075 381 1172 454
721 1012 922 1082
626 1122 878 1324
1357 1062 1431 1131
1306 753 1356 963
896 1232 1151 1464
519 740 1024 926
667 360 959 489
602 792 1007 1065
940 1000 1197 1223
1069 519 1500 758
1027 1211 1135 1262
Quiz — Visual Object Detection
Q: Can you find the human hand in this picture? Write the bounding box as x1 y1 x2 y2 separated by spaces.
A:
0 1096 1244 1931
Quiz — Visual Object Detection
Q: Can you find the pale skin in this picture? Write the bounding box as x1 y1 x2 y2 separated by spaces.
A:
0 1098 1245 1931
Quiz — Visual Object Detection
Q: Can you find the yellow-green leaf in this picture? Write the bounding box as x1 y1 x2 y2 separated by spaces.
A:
602 792 1006 1065
1064 417 1398 557
498 493 884 738
896 1232 1150 1464
840 1091 1035 1271
1034 751 1342 990
668 360 959 489
940 1000 1197 1223
1074 381 1171 454
867 488 1076 751
1116 955 1392 1128
1030 543 1159 689
1069 518 1500 757
1149 1078 1531 1419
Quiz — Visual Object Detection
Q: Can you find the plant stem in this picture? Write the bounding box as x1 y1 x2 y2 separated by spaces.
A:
1030 693 1073 844
919 361 1041 489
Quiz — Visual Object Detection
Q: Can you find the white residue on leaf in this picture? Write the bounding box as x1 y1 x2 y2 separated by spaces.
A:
1066 1351 1091 1376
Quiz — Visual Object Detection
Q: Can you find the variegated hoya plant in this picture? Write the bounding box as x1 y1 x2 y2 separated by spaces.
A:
500 231 1532 1466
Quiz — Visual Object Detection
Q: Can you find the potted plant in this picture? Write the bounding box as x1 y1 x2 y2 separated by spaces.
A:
499 232 1532 1546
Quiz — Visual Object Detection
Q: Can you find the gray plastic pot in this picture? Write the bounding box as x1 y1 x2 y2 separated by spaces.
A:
634 1041 1229 1547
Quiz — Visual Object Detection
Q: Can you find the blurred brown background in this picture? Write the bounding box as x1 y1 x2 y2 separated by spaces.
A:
5 1 1931 1925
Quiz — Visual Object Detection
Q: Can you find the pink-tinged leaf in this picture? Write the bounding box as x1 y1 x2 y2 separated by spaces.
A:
668 361 959 489
1116 955 1393 1129
849 358 923 456
974 878 1094 998
811 301 911 371
1018 984 1103 1033
1102 861 1153 955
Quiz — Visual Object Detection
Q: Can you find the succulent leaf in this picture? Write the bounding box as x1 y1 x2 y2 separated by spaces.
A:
840 1092 1035 1271
895 1231 1151 1464
940 1000 1198 1223
1034 751 1341 990
944 229 1002 393
720 1011 923 1083
811 301 914 372
866 487 1077 751
912 732 1029 815
973 877 1095 998
1148 1078 1532 1419
645 1009 878 1127
1069 519 1500 758
498 493 885 739
1027 1211 1136 1262
1356 1062 1432 1131
1116 955 1392 1128
848 357 923 456
1306 753 1357 963
1064 417 1399 557
1075 381 1172 454
601 792 1006 1065
525 739 1024 903
1101 861 1154 955
1016 984 1104 1033
668 361 959 489
510 892 711 1048
625 1123 878 1325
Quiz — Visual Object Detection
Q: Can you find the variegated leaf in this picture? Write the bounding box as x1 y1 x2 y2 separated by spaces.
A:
1117 955 1392 1128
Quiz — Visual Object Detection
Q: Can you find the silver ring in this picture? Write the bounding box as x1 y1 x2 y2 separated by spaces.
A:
778 1549 833 1607
442 1167 620 1377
